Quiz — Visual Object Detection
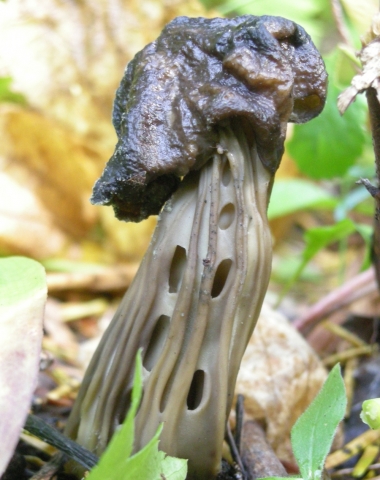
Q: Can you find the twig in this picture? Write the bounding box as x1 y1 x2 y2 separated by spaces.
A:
322 321 367 347
29 453 65 480
24 414 98 470
226 422 247 479
294 268 377 335
361 86 380 292
343 357 358 418
234 394 245 454
330 0 353 47
332 461 380 477
322 344 377 367
240 421 287 479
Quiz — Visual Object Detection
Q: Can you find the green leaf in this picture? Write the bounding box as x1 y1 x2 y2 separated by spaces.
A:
259 478 302 480
268 178 336 220
0 257 46 476
120 424 187 480
87 351 187 480
361 398 380 430
213 0 331 44
282 219 357 294
0 77 26 105
291 364 346 480
287 55 367 180
0 256 46 307
87 351 143 479
302 219 356 265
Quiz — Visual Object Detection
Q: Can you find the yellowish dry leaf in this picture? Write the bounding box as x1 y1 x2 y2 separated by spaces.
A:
0 0 214 262
340 0 378 36
0 106 100 258
99 209 157 260
1 107 99 235
0 0 214 154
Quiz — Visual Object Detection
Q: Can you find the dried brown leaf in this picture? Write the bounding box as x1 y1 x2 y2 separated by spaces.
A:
0 0 213 262
235 304 328 462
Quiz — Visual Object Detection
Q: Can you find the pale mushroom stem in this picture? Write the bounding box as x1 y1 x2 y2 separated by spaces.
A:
65 121 273 479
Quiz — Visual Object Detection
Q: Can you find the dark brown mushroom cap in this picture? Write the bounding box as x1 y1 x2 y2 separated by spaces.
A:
92 15 327 222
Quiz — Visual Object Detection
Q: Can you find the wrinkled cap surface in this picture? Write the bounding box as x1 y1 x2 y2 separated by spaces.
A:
92 15 327 222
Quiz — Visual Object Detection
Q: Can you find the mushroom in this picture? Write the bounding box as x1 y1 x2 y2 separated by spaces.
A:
65 15 327 479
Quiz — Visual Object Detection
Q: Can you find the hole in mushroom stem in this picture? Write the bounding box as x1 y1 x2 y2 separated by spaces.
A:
143 315 170 372
211 259 232 298
169 245 187 293
221 157 232 186
218 203 235 230
187 370 205 410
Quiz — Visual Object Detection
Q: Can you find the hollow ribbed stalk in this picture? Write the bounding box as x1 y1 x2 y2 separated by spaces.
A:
65 122 273 479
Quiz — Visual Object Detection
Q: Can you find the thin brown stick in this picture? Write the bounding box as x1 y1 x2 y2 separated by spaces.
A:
240 421 288 479
332 462 380 477
235 394 245 454
29 453 65 480
294 268 377 335
362 87 380 292
330 0 353 46
226 422 246 478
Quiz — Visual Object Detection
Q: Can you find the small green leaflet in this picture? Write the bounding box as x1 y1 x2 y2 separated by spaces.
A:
86 350 187 480
281 218 369 294
259 364 346 480
281 218 372 298
119 424 188 480
361 398 380 430
291 364 346 480
301 219 356 266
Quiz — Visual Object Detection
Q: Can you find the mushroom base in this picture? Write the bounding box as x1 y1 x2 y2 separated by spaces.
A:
65 123 273 479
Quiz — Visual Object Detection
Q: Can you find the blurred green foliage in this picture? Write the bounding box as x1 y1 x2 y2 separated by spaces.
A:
288 78 367 180
0 77 26 105
200 0 332 44
268 178 337 220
